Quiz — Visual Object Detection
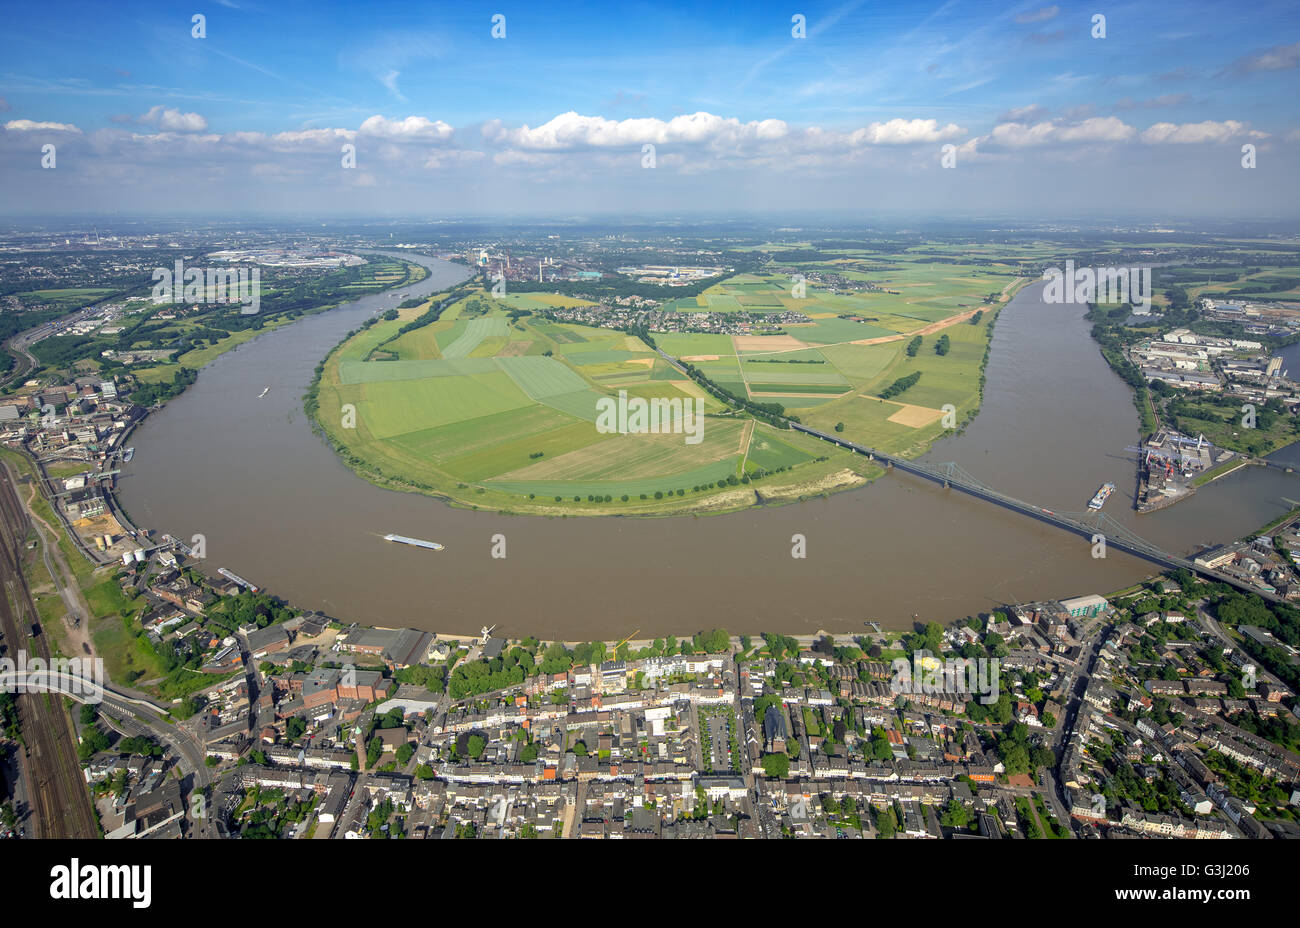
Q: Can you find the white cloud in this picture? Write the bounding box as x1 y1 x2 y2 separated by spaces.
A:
1140 120 1263 144
140 106 208 132
983 116 1134 148
848 118 965 145
269 128 356 147
1055 116 1134 143
358 115 453 142
481 111 966 165
483 111 790 151
4 119 81 132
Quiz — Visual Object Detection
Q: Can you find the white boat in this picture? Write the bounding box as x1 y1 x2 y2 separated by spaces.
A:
258 387 269 398
383 533 444 551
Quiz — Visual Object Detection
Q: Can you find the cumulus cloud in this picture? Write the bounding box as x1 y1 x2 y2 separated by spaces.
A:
1 105 1280 194
848 118 965 145
268 127 356 147
967 116 1259 150
481 111 964 160
139 106 208 132
358 115 453 141
482 111 790 151
4 119 81 132
1140 120 1264 144
1055 117 1135 143
982 116 1135 149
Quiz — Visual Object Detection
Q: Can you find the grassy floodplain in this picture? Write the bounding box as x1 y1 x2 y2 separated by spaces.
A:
311 250 1025 516
313 290 880 515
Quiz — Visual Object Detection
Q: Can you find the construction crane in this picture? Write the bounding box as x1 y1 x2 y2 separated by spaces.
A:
614 629 640 653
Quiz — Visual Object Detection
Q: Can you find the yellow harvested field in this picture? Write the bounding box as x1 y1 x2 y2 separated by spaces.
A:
883 402 946 428
669 380 709 399
681 354 721 361
732 334 806 353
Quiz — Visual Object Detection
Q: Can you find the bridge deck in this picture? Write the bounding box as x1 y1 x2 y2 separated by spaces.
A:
789 422 1282 605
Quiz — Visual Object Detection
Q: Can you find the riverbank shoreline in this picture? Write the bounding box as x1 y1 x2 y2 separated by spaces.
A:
120 254 1239 638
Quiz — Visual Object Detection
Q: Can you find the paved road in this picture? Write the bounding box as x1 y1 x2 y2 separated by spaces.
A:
0 302 110 391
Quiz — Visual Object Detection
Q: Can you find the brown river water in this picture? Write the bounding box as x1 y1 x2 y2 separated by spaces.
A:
118 254 1300 639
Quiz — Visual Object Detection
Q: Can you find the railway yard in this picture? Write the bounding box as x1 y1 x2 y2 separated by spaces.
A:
0 462 98 838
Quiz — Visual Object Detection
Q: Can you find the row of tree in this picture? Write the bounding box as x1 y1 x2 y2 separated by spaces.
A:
879 371 921 399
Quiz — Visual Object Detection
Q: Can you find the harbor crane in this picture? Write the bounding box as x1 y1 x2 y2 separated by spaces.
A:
479 624 496 645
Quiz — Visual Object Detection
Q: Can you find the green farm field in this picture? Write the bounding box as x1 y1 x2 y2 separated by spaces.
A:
312 287 869 514
311 245 1024 514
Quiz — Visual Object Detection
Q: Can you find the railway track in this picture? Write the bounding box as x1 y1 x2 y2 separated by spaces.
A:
0 462 98 838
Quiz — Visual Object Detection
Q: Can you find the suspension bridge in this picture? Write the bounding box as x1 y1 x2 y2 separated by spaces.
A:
790 423 1283 604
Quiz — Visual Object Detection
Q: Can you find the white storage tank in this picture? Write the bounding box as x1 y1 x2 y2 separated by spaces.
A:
133 548 146 563
121 551 133 566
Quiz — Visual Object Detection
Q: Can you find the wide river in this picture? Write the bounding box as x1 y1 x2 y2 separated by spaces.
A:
119 253 1300 639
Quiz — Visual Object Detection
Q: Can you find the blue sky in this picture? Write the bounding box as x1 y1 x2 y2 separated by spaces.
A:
2 0 1298 216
